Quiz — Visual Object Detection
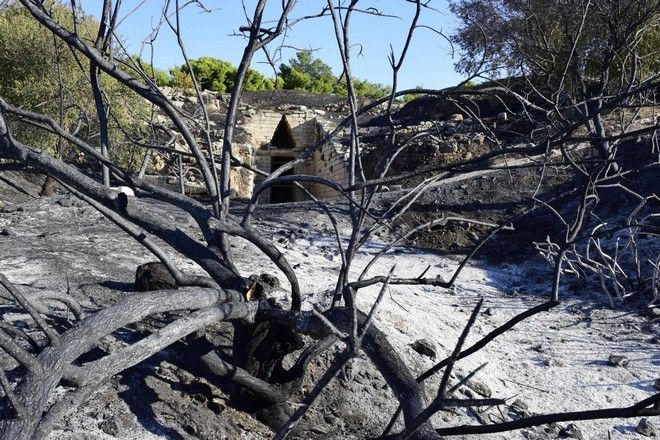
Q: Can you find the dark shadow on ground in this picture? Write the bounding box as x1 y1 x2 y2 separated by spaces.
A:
119 367 185 440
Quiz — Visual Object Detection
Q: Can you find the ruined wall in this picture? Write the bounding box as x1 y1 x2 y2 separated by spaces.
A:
244 105 326 149
307 139 351 199
245 105 349 203
152 89 351 203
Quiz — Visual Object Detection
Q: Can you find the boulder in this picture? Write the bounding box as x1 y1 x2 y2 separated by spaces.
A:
559 423 584 439
448 113 464 122
466 379 492 398
607 354 629 367
411 339 436 358
438 141 459 154
636 418 658 437
135 262 177 292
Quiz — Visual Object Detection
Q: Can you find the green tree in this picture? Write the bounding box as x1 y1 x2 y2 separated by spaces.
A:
172 56 274 93
243 68 275 91
0 1 147 167
130 56 172 87
279 50 336 94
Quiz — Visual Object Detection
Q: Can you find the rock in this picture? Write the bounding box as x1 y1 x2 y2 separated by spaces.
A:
473 133 486 145
98 418 119 436
205 99 221 113
0 228 14 237
522 428 552 440
149 153 167 173
608 354 629 367
543 357 565 367
649 308 660 319
438 141 458 153
323 413 341 425
257 273 280 290
511 398 531 416
1 203 18 213
497 112 508 122
448 113 464 122
635 418 658 437
55 196 81 207
411 339 436 358
559 423 584 439
466 379 492 398
135 262 178 292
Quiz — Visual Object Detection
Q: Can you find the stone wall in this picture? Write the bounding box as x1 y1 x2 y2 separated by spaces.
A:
154 89 351 203
243 106 326 149
246 106 349 203
307 140 350 199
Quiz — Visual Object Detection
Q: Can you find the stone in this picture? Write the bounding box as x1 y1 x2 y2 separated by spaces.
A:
205 99 221 113
559 423 584 439
635 418 658 437
257 273 280 291
608 354 629 367
466 379 492 398
497 112 508 122
149 154 167 173
448 113 464 122
511 398 531 416
98 418 119 436
135 262 178 292
438 141 458 153
0 228 14 237
1 203 18 213
543 357 565 367
411 339 436 358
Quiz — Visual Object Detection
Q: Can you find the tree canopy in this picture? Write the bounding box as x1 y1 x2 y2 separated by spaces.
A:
164 50 390 98
0 1 147 165
169 57 275 93
450 0 660 91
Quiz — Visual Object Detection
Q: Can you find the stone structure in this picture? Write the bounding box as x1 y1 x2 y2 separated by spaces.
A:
157 89 352 204
245 104 348 203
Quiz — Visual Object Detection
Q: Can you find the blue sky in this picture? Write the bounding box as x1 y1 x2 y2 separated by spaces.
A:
105 1 463 90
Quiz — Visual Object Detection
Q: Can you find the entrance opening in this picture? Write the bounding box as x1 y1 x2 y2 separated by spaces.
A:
270 115 296 149
270 156 294 203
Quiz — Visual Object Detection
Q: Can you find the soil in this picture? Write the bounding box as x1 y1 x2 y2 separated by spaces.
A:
0 167 658 439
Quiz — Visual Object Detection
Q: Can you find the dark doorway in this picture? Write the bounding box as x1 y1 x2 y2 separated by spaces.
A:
270 115 296 149
270 156 294 203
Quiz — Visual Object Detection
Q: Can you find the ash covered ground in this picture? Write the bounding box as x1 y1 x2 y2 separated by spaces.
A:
0 168 658 439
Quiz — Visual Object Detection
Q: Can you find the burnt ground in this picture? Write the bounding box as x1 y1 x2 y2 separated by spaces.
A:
0 154 658 439
364 138 659 268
